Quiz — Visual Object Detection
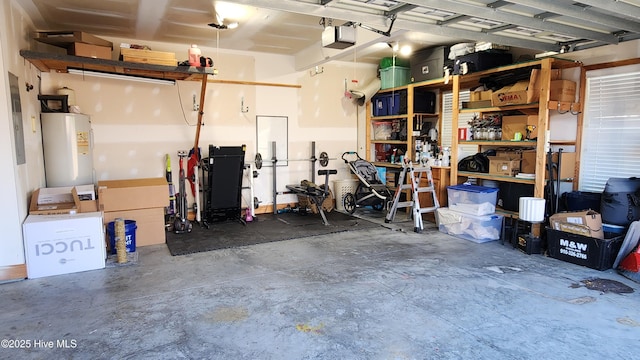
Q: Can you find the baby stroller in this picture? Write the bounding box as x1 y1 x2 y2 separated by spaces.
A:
341 151 393 214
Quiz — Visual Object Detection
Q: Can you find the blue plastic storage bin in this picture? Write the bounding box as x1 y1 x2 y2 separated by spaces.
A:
372 94 388 116
387 93 401 115
447 184 499 215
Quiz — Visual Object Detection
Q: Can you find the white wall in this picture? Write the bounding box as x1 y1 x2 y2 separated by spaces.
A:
0 3 24 268
37 37 376 209
0 1 43 271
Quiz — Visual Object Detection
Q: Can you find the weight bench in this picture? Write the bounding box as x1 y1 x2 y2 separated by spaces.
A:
285 169 337 226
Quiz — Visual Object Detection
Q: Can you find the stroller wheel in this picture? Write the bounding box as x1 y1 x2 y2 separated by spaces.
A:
343 193 356 214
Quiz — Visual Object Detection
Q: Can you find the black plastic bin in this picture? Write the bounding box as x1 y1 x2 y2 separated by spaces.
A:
498 182 534 212
563 191 601 212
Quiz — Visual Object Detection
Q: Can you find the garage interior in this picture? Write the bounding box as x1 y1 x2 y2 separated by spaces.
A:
1 1 640 358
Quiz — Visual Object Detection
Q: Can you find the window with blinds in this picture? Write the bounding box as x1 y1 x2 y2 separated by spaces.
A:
442 90 478 160
580 65 640 192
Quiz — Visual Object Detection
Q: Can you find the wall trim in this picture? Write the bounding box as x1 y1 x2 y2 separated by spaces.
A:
0 264 27 282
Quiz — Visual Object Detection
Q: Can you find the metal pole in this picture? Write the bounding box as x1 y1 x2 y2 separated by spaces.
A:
272 141 278 214
249 163 256 217
311 141 316 184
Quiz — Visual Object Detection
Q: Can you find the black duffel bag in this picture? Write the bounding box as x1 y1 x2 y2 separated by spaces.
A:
601 177 640 226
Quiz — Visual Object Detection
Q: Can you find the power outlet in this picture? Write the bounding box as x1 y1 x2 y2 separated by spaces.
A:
193 94 199 112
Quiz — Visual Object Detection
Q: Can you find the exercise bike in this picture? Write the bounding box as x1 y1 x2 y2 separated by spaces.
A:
174 150 193 234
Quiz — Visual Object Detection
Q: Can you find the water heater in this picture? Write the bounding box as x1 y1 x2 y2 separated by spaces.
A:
41 113 94 187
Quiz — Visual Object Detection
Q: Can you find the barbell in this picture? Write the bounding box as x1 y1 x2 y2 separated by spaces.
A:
253 151 335 169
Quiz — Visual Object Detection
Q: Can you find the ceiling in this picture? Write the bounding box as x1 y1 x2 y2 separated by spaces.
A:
19 0 640 70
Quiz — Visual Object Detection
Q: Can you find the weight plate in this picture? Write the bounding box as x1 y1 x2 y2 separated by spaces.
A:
319 152 329 167
255 153 263 169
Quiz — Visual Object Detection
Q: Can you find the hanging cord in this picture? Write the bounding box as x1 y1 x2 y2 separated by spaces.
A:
215 30 220 75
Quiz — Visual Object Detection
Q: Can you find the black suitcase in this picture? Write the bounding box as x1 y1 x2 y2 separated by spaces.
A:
453 51 512 75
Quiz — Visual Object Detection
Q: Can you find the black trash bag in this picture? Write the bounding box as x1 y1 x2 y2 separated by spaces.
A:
457 149 496 173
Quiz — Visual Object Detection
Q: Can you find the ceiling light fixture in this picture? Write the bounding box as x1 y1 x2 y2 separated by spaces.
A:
209 10 239 30
400 45 413 56
67 68 176 85
208 21 238 29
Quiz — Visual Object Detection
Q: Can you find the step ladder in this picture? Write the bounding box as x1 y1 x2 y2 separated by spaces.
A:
385 160 440 233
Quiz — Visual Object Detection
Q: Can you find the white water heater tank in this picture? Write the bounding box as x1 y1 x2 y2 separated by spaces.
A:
41 113 94 187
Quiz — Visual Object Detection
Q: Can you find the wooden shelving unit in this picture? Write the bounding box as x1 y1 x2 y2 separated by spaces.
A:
20 49 213 81
365 77 452 207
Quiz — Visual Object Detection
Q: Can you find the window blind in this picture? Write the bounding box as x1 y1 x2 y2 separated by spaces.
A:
442 90 477 159
580 66 640 192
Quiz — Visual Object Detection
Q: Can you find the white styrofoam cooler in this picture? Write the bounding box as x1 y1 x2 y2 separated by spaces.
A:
23 212 106 279
436 207 503 243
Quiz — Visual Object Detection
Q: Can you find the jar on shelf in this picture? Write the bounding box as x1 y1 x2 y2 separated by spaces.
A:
488 128 496 141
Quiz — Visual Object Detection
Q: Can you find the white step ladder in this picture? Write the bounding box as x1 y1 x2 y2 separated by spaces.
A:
385 160 440 233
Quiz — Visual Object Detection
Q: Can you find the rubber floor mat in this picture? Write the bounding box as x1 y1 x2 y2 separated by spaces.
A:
165 211 380 256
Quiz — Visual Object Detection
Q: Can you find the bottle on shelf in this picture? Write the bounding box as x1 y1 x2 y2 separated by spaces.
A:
188 44 201 66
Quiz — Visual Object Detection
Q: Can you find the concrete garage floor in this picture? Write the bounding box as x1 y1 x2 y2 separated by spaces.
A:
1 211 640 360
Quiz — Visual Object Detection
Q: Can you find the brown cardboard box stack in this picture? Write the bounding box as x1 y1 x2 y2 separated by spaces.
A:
484 150 576 179
463 90 493 108
98 178 168 247
491 69 576 107
33 31 113 60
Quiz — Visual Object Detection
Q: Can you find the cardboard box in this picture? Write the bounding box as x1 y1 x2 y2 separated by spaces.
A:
98 178 168 212
546 228 623 270
521 151 576 179
75 184 96 200
68 42 112 59
492 68 563 106
501 115 539 140
494 149 523 160
102 207 166 247
29 187 79 215
550 80 577 102
488 156 520 176
492 81 530 106
462 100 492 109
80 200 98 213
33 31 113 49
22 212 106 279
470 90 493 101
120 48 177 66
549 210 604 239
29 186 98 215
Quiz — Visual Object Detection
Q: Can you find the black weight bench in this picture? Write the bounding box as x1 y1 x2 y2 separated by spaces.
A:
286 169 337 226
